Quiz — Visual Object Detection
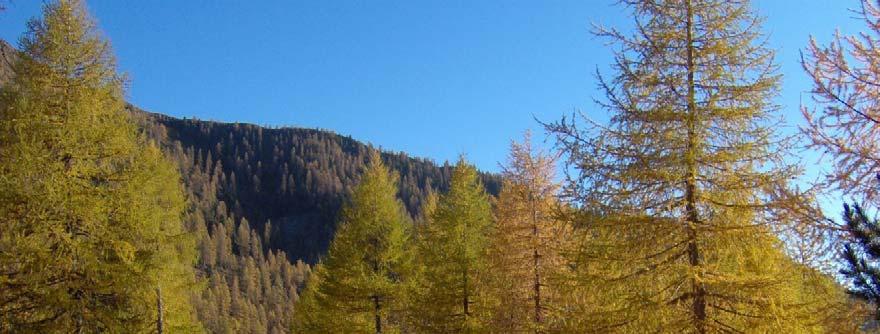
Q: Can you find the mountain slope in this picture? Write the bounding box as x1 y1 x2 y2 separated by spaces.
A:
137 109 501 263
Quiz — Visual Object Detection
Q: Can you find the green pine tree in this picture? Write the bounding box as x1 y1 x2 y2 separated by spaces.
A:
292 151 414 333
840 201 880 320
412 158 494 333
0 1 201 332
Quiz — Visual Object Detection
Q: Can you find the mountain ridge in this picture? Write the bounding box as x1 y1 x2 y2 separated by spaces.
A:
136 105 501 262
0 39 501 263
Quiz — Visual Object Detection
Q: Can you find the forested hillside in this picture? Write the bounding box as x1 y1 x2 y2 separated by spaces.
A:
131 109 500 332
132 108 502 332
4 0 880 333
0 36 500 264
136 109 501 263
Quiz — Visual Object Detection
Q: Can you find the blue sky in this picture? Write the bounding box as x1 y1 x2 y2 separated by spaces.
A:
0 1 864 186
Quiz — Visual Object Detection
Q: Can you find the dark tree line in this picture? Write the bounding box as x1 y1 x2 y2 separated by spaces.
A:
138 109 500 263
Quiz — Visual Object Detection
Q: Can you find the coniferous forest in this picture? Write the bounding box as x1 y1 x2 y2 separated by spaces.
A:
3 0 880 333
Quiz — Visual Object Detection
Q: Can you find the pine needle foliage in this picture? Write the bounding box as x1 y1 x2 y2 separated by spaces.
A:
0 0 201 332
545 0 843 332
485 133 570 332
292 152 415 333
841 201 880 319
801 0 880 207
411 158 494 333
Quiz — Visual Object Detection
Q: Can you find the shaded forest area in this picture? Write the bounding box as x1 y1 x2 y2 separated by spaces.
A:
137 109 500 264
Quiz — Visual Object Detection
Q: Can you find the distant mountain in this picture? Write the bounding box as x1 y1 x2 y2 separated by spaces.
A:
136 107 501 262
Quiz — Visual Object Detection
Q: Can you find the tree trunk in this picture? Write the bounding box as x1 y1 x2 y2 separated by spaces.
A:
157 285 164 334
463 270 470 317
684 1 707 333
373 295 382 334
532 193 542 330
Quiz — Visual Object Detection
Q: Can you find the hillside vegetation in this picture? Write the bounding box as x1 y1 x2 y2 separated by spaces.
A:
2 1 879 333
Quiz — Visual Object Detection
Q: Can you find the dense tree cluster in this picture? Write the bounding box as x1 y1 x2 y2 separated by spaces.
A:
138 112 310 333
3 0 880 333
292 153 416 332
293 0 870 333
139 111 500 263
293 156 498 333
410 158 495 332
132 110 501 333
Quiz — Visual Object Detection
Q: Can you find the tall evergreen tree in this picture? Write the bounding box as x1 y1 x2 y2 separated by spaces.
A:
412 158 494 333
545 0 839 332
0 0 200 332
486 133 568 332
292 151 414 333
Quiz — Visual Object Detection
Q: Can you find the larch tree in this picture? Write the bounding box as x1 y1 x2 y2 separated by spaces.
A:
485 133 568 332
292 152 415 333
801 0 880 206
291 265 334 333
545 0 841 332
0 0 200 332
412 158 494 333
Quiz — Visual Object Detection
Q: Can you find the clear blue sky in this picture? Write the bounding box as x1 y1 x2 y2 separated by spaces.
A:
0 0 863 181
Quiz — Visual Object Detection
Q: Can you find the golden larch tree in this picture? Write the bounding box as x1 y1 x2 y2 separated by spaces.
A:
545 0 850 332
801 0 880 206
0 0 201 332
411 158 494 333
485 132 569 332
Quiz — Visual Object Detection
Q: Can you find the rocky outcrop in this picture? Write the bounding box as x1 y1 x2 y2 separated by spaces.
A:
0 39 17 86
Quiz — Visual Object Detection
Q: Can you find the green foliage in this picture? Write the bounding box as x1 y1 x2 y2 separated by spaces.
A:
841 202 880 319
293 153 415 333
0 0 199 332
411 158 495 333
291 265 333 332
